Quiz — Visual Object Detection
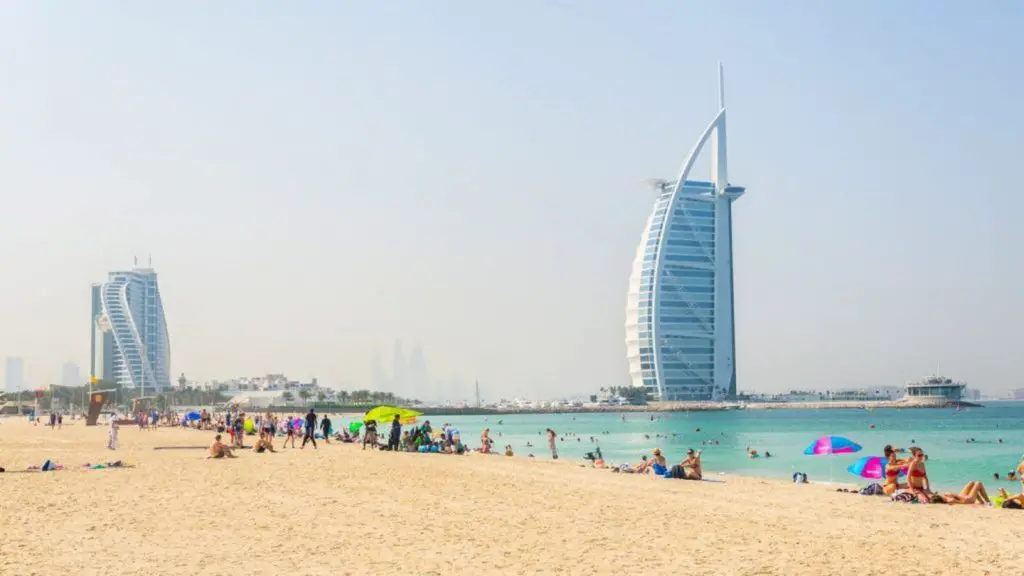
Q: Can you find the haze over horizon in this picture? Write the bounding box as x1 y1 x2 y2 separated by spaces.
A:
2 2 1022 398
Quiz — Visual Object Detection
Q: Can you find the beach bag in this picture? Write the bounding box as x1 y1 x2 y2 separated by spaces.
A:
859 483 885 496
1002 499 1022 509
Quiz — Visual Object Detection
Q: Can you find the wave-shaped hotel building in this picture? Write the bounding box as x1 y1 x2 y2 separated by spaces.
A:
625 65 745 402
90 262 172 394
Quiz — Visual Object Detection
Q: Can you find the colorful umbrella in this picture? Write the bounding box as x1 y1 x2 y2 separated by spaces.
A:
804 435 862 455
363 406 423 424
847 456 886 479
805 435 862 484
185 411 200 421
848 456 907 479
348 421 363 434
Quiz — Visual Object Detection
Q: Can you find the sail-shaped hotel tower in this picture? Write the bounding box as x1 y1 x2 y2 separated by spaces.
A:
625 65 745 402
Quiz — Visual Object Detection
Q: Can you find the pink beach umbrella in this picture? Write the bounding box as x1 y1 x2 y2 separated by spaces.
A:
804 435 862 455
804 435 862 483
848 456 907 480
847 456 886 479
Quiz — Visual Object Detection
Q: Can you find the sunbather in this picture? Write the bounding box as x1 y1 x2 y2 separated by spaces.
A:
934 481 990 505
209 434 236 459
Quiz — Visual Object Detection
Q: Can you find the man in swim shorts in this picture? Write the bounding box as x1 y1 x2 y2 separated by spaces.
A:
210 434 236 459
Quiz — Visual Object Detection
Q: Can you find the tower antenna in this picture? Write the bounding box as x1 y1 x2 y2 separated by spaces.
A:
718 61 725 109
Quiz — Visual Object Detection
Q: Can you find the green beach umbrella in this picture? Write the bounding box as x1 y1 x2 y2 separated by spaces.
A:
364 405 422 424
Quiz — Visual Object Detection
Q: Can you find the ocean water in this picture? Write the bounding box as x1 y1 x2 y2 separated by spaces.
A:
420 402 1024 491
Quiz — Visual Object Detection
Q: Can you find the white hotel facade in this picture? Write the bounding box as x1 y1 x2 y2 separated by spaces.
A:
625 65 745 401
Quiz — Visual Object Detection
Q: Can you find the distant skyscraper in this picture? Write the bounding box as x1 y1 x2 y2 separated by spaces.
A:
4 357 25 393
370 347 390 390
91 262 172 393
392 339 406 396
61 362 81 388
407 344 428 398
625 64 745 401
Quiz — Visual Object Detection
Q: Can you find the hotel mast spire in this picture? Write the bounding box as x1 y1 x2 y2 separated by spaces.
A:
711 63 728 190
718 61 725 109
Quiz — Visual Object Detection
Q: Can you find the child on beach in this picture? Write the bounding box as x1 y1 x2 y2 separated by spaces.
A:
107 420 120 450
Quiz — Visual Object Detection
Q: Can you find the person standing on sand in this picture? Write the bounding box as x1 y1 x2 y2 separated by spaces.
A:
547 428 558 459
301 409 318 449
107 420 120 450
388 414 401 451
320 414 332 444
283 418 297 449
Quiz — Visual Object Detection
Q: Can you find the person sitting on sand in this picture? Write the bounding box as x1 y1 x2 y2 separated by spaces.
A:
647 448 668 478
210 434 236 459
883 445 907 496
932 481 991 505
480 428 492 454
681 448 703 480
252 435 276 454
906 447 932 499
997 488 1024 508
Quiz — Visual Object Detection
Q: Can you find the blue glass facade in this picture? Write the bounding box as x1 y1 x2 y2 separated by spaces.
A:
627 182 721 400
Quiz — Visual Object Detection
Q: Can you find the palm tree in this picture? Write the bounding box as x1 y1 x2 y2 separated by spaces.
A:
282 391 294 404
337 390 350 405
298 389 312 407
316 390 326 404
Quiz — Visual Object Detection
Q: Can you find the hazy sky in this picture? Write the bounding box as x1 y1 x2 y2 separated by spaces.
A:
2 1 1022 398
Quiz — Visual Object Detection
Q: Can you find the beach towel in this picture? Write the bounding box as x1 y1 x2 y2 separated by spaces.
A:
891 492 917 504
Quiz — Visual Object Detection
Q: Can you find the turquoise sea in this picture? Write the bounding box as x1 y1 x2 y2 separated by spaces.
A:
424 402 1024 490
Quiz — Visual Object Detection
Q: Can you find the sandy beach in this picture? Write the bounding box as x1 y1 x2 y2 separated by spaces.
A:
1 418 1022 576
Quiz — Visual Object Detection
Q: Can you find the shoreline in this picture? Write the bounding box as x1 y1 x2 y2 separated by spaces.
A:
404 399 982 415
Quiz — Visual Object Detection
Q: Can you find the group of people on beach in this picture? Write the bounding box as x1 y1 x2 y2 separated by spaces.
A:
206 408 353 458
877 444 1024 508
613 447 704 480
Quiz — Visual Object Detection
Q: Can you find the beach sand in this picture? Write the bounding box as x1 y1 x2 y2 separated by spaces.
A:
1 418 1022 576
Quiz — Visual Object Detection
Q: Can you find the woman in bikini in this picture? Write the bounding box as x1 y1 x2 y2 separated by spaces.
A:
882 445 907 495
906 447 933 499
934 481 991 505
